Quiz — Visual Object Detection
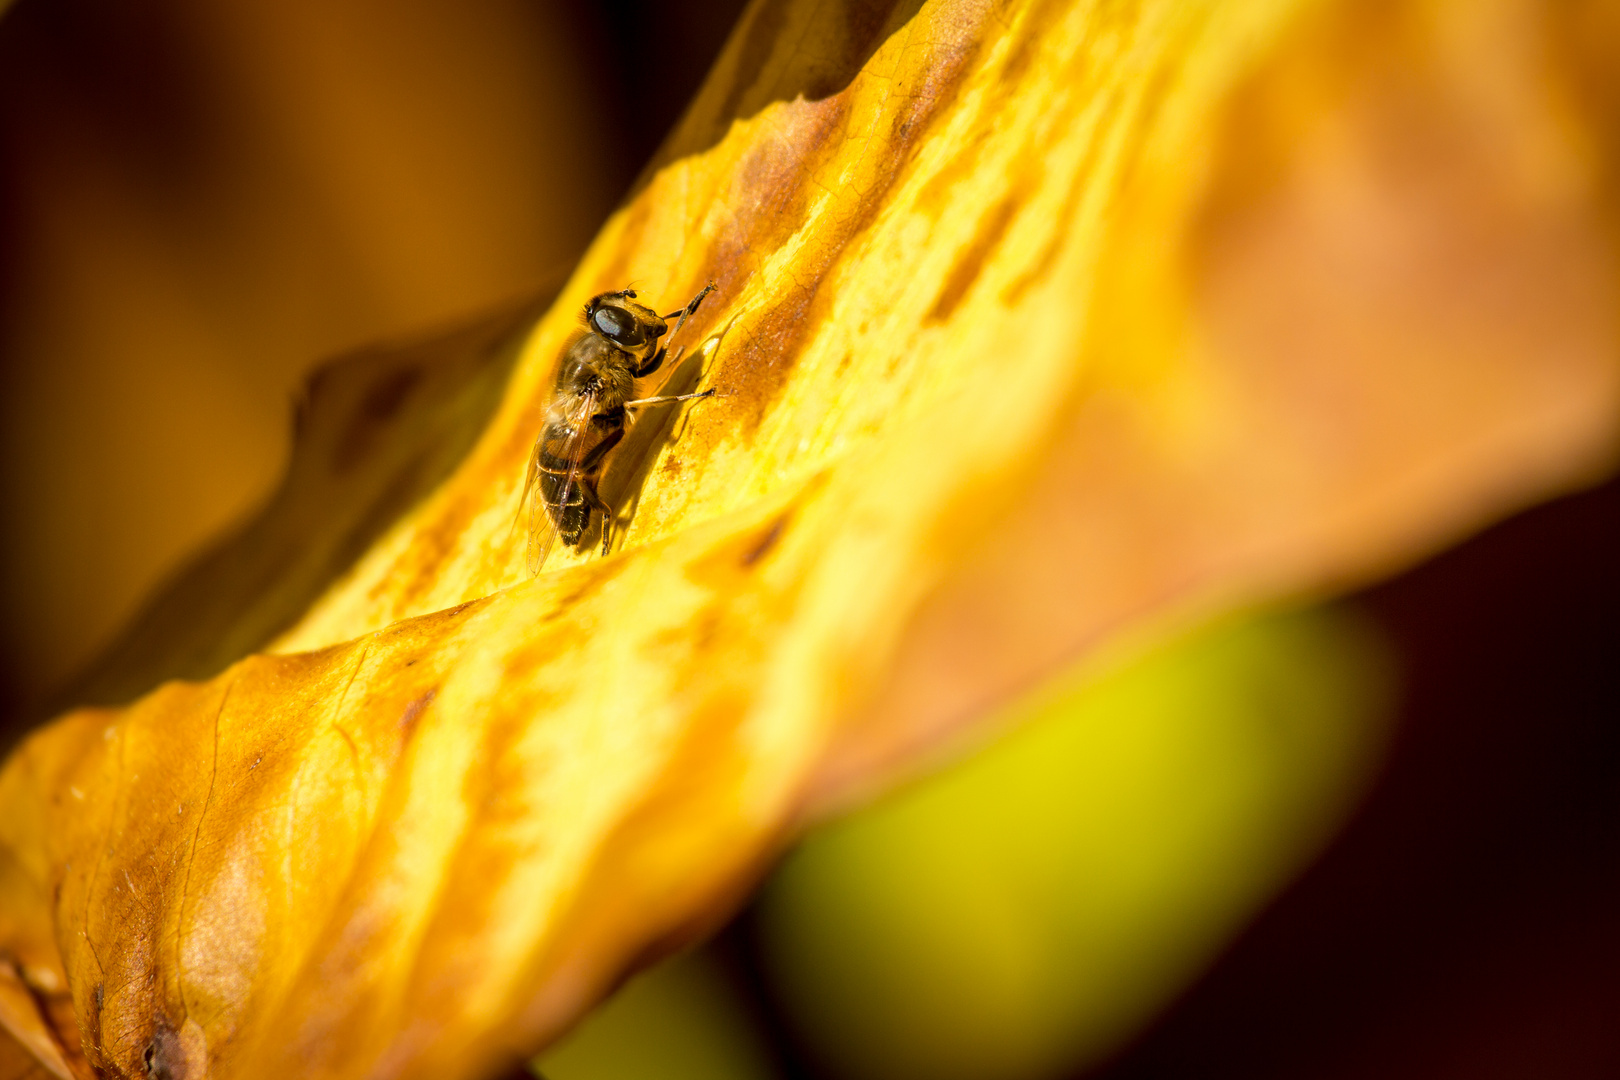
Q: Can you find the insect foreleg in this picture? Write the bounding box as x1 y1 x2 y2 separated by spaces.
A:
637 282 716 378
577 425 623 472
633 347 668 379
661 281 715 322
660 281 716 338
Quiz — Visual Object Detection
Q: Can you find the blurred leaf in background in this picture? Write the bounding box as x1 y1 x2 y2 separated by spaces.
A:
540 947 782 1080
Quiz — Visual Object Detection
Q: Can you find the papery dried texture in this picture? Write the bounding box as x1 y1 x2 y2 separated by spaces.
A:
1 1 1617 1080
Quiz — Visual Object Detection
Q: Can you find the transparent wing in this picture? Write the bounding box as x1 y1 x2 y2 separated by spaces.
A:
525 453 556 576
524 390 596 576
509 429 543 568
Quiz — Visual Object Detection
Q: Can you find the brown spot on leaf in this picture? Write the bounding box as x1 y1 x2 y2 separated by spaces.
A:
142 1022 185 1080
398 690 437 737
713 15 983 431
740 514 790 568
927 189 1025 323
657 0 930 172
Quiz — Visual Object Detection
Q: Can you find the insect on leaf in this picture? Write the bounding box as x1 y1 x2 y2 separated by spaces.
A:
1 1 1617 1079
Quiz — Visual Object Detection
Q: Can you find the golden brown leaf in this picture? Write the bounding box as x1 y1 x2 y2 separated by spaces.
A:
2 1 1618 1079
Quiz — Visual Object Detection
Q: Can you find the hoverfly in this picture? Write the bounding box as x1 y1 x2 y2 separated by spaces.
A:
517 282 716 574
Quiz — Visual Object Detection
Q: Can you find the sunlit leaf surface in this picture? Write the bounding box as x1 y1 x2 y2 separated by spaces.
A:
1 0 1616 1078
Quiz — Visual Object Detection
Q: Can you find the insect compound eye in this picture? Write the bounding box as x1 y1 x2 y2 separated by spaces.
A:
591 305 644 347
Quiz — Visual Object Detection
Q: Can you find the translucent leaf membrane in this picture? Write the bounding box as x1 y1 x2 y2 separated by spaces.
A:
1 1 1616 1079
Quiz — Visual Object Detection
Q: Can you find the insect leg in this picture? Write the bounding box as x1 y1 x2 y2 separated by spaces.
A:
625 389 715 410
575 475 617 555
660 281 716 334
567 427 624 554
637 283 715 378
577 425 624 471
633 345 670 379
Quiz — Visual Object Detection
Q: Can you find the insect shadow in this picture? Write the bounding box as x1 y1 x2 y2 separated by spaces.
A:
591 316 737 557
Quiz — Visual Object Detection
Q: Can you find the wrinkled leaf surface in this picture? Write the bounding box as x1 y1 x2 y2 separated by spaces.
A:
1 1 1617 1078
